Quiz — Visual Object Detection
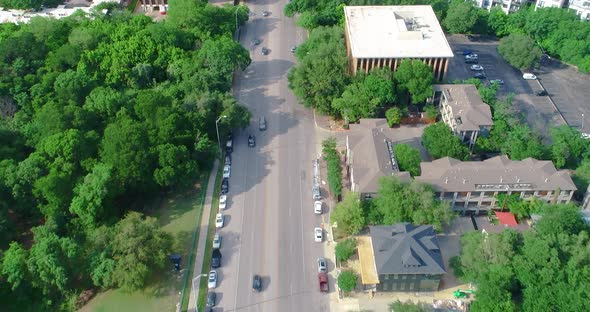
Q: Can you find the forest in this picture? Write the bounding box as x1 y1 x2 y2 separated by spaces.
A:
0 1 251 310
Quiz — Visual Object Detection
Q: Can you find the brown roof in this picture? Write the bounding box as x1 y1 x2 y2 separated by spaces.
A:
347 119 412 194
434 84 493 131
415 156 577 192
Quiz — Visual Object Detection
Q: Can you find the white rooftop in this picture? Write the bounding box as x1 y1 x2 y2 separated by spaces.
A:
344 5 454 59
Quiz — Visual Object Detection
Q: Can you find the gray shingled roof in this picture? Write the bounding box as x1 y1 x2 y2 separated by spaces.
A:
433 84 493 132
369 223 446 275
415 156 577 192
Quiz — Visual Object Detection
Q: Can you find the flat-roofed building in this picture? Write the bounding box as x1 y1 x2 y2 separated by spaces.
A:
415 156 576 213
343 5 454 81
431 84 493 150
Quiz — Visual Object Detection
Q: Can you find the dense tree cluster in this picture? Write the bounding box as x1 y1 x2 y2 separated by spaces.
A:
453 203 590 311
322 138 343 198
498 33 543 70
331 192 364 235
393 144 421 176
0 2 251 310
0 0 62 10
422 122 470 160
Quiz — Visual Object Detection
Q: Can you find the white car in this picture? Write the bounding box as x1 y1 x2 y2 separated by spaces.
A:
470 64 484 71
219 195 227 210
213 233 221 249
581 133 590 139
465 53 478 59
314 201 322 215
223 165 231 179
208 270 218 289
314 228 323 242
523 73 537 80
215 213 224 228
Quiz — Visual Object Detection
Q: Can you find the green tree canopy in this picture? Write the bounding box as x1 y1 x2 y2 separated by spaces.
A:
498 33 542 70
394 59 434 104
422 122 470 160
337 270 358 292
331 192 365 235
443 0 479 34
548 125 589 169
393 144 421 176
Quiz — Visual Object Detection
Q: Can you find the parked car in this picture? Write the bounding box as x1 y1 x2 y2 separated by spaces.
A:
318 272 329 293
465 58 478 64
317 257 327 273
206 292 216 307
314 201 322 214
248 135 256 147
208 270 217 289
490 79 504 85
262 11 269 17
470 64 484 71
261 47 269 55
225 138 233 153
224 154 231 166
213 233 221 249
221 178 229 194
314 227 323 242
252 38 261 45
465 53 478 59
581 132 590 139
219 195 227 210
536 90 548 96
215 213 224 228
523 73 537 80
211 249 222 268
474 72 486 79
252 275 262 292
462 49 474 55
223 164 231 179
290 46 297 53
259 116 267 131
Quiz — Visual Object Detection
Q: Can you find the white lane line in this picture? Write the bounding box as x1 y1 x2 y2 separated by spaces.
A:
298 173 306 286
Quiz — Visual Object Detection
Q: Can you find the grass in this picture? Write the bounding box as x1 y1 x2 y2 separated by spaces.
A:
79 178 208 312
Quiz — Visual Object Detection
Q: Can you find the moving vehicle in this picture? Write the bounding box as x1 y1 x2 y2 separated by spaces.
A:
252 275 262 292
261 47 269 55
215 213 224 228
536 90 548 96
221 178 229 194
259 116 267 131
223 164 231 178
219 195 227 210
314 227 323 242
208 270 217 289
211 249 222 268
470 64 484 71
314 201 322 214
248 135 256 147
318 272 329 293
207 292 217 307
490 79 504 85
317 257 327 273
523 73 537 80
213 233 221 249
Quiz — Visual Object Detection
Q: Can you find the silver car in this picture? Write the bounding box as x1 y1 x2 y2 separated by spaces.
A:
208 270 217 289
317 257 327 273
213 233 221 249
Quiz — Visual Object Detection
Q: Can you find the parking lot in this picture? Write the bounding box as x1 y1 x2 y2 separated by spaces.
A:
446 35 568 137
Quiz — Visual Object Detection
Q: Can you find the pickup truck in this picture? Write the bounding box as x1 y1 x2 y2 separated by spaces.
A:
318 273 329 293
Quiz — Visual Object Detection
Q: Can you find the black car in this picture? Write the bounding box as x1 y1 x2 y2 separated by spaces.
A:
252 275 262 292
206 292 216 307
221 178 229 194
536 90 548 96
261 47 269 55
224 154 231 166
474 72 486 79
211 249 222 268
465 58 478 64
252 38 261 45
248 135 256 147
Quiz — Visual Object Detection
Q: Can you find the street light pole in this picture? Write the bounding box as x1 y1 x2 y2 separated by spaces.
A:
191 274 207 312
215 115 227 158
235 7 239 33
582 113 585 131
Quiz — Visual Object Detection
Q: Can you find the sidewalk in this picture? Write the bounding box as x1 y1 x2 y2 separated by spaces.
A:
187 159 219 312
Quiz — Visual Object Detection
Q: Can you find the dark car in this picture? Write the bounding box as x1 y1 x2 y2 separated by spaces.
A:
252 38 261 45
463 49 474 55
474 72 486 79
252 275 262 292
536 90 548 96
221 178 229 194
262 11 269 17
465 58 478 64
261 47 269 55
248 135 256 147
258 116 267 131
206 292 216 307
224 154 231 166
211 249 222 268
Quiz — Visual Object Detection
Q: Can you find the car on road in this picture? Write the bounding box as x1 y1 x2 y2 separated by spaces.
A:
536 90 548 96
248 135 256 147
465 58 478 64
259 116 267 131
252 275 262 292
312 185 321 200
490 79 504 85
462 49 474 55
261 47 269 55
219 195 227 210
252 38 261 45
262 11 269 17
215 213 224 228
223 164 231 178
523 73 537 80
317 257 327 273
224 154 231 166
211 249 222 268
314 227 323 242
474 72 486 79
221 178 229 194
470 64 484 71
206 292 216 307
314 201 322 214
290 46 297 53
213 233 221 249
465 53 478 59
226 138 233 153
208 270 217 289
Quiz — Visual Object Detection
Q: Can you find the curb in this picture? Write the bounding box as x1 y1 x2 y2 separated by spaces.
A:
536 79 569 127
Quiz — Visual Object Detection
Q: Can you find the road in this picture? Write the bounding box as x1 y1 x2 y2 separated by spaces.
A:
211 1 331 311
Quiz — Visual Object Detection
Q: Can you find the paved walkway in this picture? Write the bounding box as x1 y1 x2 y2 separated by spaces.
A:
187 159 219 312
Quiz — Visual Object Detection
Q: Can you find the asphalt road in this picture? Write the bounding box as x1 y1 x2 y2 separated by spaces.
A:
211 1 331 311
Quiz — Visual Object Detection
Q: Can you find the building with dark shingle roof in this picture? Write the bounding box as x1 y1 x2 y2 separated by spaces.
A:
369 223 445 292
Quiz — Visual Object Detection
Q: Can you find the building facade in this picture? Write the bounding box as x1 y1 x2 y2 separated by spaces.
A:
343 6 454 81
416 156 576 213
568 0 590 20
140 0 168 12
431 84 493 151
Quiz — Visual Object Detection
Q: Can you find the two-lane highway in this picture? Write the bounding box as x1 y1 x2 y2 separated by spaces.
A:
212 1 331 311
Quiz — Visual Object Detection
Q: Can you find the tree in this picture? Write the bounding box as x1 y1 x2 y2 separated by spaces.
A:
335 238 356 262
534 203 589 237
573 158 590 197
422 122 470 160
549 125 589 169
331 192 365 235
443 0 479 34
1 242 30 291
389 300 433 312
69 163 116 227
498 33 542 70
393 144 421 176
322 138 343 198
394 60 434 105
337 270 358 292
487 7 511 37
500 124 545 160
385 107 402 127
110 212 173 291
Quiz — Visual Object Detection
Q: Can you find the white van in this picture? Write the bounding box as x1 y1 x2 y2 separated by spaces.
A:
522 73 537 80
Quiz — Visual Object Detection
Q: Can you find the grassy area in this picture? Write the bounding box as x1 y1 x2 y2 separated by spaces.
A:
79 179 207 312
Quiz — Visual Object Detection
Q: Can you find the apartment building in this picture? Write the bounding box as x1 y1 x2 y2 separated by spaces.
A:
140 0 168 12
343 5 454 81
535 0 567 9
431 84 493 151
568 0 590 19
474 0 526 14
415 156 576 213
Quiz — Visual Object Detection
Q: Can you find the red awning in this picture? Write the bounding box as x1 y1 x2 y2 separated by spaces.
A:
495 211 518 227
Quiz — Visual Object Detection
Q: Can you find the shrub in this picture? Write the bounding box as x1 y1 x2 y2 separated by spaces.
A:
335 238 356 262
424 104 439 119
337 270 358 292
322 138 342 198
385 107 402 127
